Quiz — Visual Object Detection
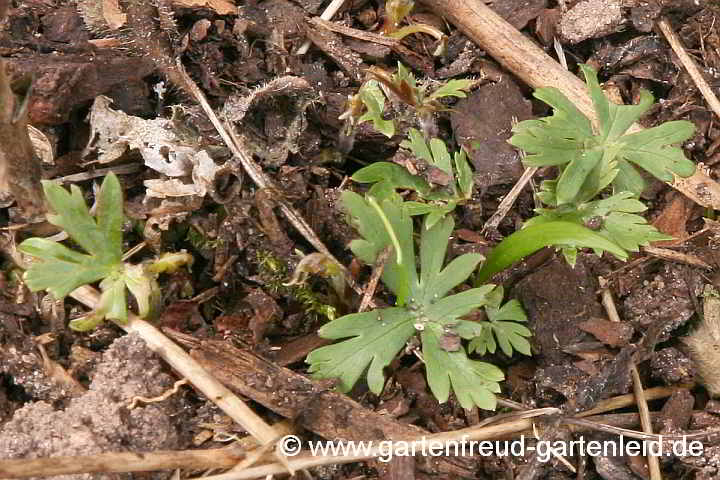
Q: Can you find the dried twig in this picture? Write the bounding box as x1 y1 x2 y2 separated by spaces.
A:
481 166 538 237
295 0 349 55
358 246 391 312
631 367 663 480
599 277 661 480
575 386 686 418
642 245 712 270
0 447 248 478
418 0 720 209
309 17 397 47
658 17 720 121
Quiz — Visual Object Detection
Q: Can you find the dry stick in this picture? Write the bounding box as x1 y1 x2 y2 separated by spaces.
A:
658 17 720 121
295 0 349 55
418 0 720 210
599 277 662 480
0 448 248 479
358 246 391 312
69 286 283 457
481 166 538 236
631 368 662 480
642 245 713 270
575 386 685 418
201 414 546 480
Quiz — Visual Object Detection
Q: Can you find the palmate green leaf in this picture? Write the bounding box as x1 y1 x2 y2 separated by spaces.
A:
41 173 123 263
357 80 395 138
422 323 503 410
401 128 454 179
467 286 531 357
509 88 593 168
527 192 672 253
19 173 175 330
510 65 695 204
19 173 125 299
578 64 696 195
311 197 506 409
307 308 416 393
19 238 119 299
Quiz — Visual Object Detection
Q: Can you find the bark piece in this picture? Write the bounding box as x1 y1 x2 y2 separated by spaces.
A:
184 337 476 477
0 60 44 219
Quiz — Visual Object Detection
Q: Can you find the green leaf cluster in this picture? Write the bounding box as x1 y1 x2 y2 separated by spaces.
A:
352 129 473 229
509 64 695 260
355 80 396 138
308 187 633 408
307 191 512 409
524 192 671 264
346 63 472 138
19 173 192 330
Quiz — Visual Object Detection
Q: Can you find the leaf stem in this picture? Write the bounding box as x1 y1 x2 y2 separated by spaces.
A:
367 196 403 265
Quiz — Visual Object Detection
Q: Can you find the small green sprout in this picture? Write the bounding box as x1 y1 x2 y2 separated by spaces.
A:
340 63 472 139
307 191 626 410
509 65 696 262
383 0 446 54
18 173 192 330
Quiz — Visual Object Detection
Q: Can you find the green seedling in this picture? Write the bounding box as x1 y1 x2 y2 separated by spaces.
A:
340 63 472 139
352 129 473 228
383 0 446 54
307 191 627 410
509 64 696 262
18 173 192 330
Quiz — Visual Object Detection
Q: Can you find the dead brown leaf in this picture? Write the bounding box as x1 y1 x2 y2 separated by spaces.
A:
578 317 634 347
652 193 695 246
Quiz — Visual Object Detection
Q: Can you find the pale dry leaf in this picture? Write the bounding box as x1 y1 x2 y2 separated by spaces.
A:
144 151 222 198
85 96 200 174
28 125 55 165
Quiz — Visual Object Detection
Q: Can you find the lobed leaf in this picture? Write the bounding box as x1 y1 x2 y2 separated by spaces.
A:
422 324 503 410
19 238 119 299
307 308 416 393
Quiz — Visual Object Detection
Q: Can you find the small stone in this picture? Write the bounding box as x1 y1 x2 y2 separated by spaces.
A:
559 0 625 44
